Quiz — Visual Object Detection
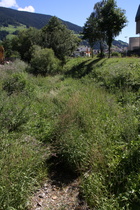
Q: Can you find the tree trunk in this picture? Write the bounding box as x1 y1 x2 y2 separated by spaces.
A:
100 41 104 57
108 45 111 58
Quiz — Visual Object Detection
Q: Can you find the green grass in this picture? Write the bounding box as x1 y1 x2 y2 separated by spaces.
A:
0 24 27 39
0 57 139 209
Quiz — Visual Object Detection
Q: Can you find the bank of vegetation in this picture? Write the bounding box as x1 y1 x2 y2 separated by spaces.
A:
0 56 140 209
0 1 140 209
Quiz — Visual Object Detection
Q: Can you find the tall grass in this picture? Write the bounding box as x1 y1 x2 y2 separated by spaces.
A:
0 57 139 209
0 61 50 209
62 57 140 209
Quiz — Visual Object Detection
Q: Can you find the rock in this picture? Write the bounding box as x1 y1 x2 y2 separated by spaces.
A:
52 195 58 200
38 192 45 198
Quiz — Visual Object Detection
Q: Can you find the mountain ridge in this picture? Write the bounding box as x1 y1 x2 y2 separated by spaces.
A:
0 6 128 49
0 6 82 33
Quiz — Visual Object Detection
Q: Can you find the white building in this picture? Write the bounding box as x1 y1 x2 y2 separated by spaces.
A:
128 37 140 51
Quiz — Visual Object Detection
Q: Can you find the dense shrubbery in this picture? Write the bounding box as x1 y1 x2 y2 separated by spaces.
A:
0 57 139 209
27 46 61 76
111 51 122 57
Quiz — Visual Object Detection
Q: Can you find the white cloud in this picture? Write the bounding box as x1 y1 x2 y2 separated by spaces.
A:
0 0 18 8
18 6 35 13
0 0 35 13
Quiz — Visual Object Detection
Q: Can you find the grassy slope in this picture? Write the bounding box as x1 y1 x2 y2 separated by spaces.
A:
0 57 139 209
0 24 27 39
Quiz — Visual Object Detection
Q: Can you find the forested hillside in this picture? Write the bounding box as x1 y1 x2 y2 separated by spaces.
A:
0 7 82 34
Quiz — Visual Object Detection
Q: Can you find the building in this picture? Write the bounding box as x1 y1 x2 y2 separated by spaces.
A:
73 46 91 57
136 5 140 34
129 37 140 51
128 5 140 51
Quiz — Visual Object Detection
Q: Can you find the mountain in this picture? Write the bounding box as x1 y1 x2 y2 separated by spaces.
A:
112 40 128 49
0 7 128 49
0 6 82 34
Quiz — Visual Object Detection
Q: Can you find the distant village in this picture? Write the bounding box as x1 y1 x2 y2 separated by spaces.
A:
73 44 128 57
0 4 140 62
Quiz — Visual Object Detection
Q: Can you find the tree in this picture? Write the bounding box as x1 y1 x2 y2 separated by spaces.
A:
41 16 80 64
2 39 13 58
82 12 98 57
100 0 127 57
12 27 41 62
82 0 127 58
82 1 106 57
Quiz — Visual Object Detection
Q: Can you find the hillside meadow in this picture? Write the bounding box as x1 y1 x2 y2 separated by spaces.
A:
0 24 27 40
0 57 140 209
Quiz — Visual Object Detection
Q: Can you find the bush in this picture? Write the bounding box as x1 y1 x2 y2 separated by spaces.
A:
28 46 61 76
111 51 121 57
2 73 26 95
2 71 34 96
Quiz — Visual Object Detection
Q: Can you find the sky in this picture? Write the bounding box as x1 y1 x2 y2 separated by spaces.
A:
0 0 140 42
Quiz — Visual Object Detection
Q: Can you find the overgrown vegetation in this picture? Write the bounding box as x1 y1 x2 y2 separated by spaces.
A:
0 1 138 209
1 16 80 65
0 56 139 209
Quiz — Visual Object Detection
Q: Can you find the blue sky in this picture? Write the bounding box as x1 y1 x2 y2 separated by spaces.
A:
0 0 140 42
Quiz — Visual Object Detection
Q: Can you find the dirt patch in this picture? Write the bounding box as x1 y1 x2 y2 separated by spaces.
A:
29 156 90 210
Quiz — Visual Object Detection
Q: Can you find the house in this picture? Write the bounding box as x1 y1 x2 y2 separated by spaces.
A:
128 5 140 51
73 46 91 57
136 5 140 34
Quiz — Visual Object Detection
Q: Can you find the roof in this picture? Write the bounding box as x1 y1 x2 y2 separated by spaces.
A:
135 5 140 21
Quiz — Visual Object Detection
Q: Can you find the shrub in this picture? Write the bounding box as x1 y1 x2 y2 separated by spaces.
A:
2 72 34 96
2 73 26 95
28 46 61 76
111 51 121 57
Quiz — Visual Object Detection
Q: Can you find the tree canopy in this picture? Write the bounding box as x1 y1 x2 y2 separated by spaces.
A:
82 0 127 57
11 27 41 62
41 16 80 63
100 0 127 57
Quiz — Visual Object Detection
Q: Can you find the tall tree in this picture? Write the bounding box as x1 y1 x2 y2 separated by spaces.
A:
82 0 106 57
82 12 98 57
100 0 127 57
41 16 80 63
83 0 127 58
12 27 41 62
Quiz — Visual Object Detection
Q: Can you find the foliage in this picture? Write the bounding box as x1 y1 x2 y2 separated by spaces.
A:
28 46 61 76
100 0 127 57
0 24 27 40
0 30 9 40
0 132 47 209
63 57 140 208
11 27 41 62
82 0 127 58
82 1 106 56
2 38 14 58
2 73 26 95
111 51 122 57
0 7 82 33
0 57 140 209
41 16 81 63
